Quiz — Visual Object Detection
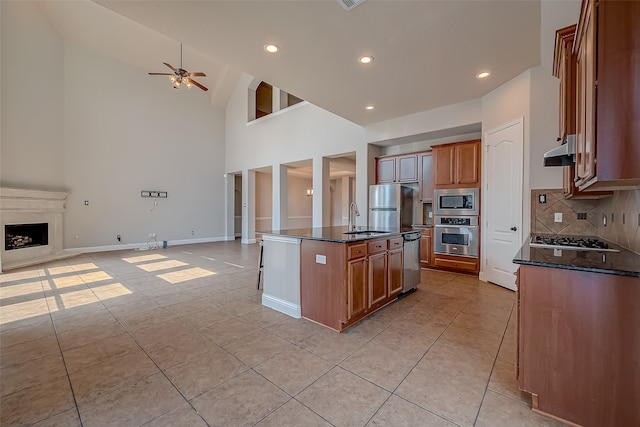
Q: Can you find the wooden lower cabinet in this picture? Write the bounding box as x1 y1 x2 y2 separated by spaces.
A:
387 246 403 297
346 255 367 322
420 228 432 268
517 265 640 426
368 250 387 307
301 237 403 332
433 253 479 273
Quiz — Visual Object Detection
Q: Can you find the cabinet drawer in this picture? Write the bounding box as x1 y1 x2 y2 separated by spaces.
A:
348 243 367 260
434 256 477 272
388 237 403 250
368 240 387 254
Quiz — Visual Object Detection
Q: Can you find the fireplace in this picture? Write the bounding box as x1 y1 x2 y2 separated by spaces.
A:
1 187 70 271
5 223 49 251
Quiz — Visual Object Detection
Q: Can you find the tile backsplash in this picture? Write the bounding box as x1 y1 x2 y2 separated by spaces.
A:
531 188 640 254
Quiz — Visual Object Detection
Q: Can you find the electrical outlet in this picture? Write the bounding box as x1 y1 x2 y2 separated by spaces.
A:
191 230 195 236
117 235 121 242
554 212 562 223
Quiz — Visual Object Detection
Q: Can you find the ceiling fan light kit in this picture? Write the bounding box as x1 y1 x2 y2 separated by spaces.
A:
148 44 208 91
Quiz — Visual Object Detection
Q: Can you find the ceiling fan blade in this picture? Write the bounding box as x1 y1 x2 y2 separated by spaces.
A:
148 72 173 76
189 79 208 92
186 72 206 77
163 62 177 72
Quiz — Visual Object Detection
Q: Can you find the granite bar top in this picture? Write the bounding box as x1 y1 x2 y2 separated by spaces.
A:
513 236 640 278
261 226 416 243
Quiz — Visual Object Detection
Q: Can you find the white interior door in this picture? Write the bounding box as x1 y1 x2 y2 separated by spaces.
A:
482 118 523 291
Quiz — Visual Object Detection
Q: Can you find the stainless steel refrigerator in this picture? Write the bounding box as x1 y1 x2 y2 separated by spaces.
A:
368 184 414 230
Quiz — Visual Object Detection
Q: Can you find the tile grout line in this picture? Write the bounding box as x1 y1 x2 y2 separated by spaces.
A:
86 254 216 427
471 300 516 426
40 263 87 427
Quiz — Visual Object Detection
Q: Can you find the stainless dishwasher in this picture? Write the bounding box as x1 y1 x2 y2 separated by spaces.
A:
402 231 422 293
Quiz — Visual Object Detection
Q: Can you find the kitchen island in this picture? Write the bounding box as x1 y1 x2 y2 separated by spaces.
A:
512 237 640 426
261 226 415 332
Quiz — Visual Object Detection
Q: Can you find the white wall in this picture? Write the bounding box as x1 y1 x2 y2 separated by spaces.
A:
1 2 65 190
62 43 227 248
1 2 228 250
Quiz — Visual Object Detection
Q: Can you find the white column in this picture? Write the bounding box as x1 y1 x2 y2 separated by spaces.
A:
312 157 331 228
272 164 288 231
272 87 281 114
242 169 257 244
341 176 354 225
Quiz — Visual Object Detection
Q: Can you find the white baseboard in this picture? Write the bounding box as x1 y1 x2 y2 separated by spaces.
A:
262 293 301 319
65 236 236 255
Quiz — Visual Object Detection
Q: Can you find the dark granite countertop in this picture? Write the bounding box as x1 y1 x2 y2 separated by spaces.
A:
513 236 640 278
261 226 417 243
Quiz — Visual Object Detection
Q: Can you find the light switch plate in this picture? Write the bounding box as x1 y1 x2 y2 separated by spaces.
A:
315 254 326 264
554 212 562 223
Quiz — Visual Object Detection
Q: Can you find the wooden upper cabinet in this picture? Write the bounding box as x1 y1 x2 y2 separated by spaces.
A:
553 25 578 141
419 152 434 202
396 154 418 182
433 140 480 188
574 0 596 188
573 0 640 191
376 157 396 183
554 23 611 200
455 142 479 185
433 145 455 186
376 154 418 183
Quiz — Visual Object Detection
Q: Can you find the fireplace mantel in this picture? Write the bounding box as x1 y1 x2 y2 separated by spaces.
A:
1 187 71 272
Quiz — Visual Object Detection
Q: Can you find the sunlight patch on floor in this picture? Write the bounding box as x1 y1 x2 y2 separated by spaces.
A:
157 267 216 284
122 254 167 263
137 260 189 272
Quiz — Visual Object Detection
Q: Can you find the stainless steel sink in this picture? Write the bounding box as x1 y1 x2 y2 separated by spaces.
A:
343 230 388 235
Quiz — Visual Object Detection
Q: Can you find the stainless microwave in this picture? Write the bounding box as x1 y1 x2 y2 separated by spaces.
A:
433 188 480 216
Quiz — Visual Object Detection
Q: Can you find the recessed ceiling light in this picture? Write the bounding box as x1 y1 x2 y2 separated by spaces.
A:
358 56 374 64
476 71 491 79
264 44 279 53
365 105 375 110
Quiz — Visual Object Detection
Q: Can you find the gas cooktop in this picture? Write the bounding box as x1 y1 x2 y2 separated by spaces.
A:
530 235 619 252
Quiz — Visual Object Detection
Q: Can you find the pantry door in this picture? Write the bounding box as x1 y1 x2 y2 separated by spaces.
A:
482 118 523 291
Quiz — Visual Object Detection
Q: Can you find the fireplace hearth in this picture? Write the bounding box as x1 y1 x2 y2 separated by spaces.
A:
5 223 49 250
1 187 70 271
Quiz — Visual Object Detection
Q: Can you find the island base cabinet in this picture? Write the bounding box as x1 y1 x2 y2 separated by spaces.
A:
300 238 403 332
517 265 640 427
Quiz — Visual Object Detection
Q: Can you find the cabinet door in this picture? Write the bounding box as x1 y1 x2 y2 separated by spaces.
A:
387 248 403 297
376 157 396 183
420 231 432 266
575 0 596 187
455 142 479 185
419 153 434 201
433 146 455 186
396 154 418 182
368 251 387 307
347 257 368 321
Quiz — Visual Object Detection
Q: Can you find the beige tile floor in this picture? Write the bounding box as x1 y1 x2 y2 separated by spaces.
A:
0 240 566 427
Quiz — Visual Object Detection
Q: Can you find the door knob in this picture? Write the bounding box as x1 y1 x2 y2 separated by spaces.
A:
510 226 517 231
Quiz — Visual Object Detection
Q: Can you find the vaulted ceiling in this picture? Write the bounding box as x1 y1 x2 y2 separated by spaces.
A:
40 0 543 126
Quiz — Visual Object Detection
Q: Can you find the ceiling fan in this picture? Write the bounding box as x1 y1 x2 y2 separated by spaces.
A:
148 44 208 91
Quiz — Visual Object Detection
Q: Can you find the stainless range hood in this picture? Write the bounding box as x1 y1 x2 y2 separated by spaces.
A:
544 134 576 167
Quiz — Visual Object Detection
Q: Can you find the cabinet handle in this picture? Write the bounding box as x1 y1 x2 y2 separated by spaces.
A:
510 227 517 231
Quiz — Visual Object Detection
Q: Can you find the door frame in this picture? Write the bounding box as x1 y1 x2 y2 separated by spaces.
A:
479 117 524 288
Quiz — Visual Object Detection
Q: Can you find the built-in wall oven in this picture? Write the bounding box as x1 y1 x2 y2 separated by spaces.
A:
434 188 479 216
434 215 479 258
